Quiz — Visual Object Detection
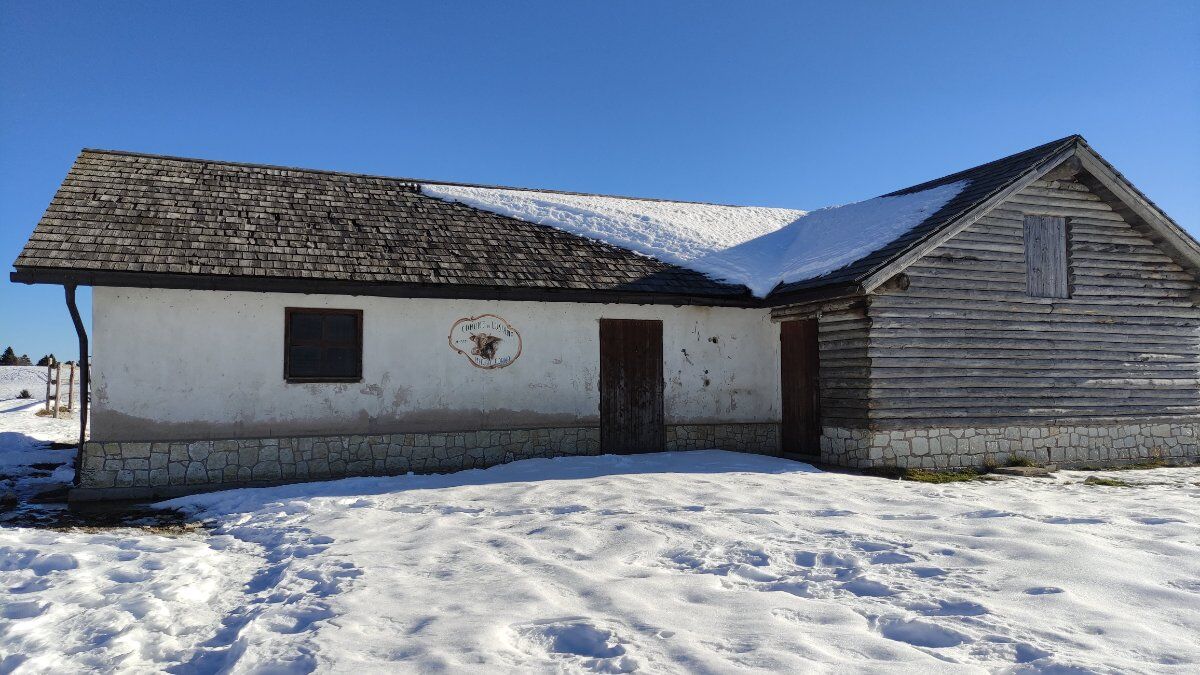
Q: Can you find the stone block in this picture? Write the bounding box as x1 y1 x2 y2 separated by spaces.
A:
188 442 211 461
124 443 151 459
186 463 208 485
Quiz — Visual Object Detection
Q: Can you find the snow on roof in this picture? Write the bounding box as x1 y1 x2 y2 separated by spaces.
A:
421 181 967 297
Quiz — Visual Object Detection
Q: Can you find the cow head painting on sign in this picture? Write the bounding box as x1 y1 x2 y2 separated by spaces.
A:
448 315 522 369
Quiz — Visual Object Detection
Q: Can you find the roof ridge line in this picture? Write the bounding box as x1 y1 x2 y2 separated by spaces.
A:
883 134 1082 197
77 148 777 209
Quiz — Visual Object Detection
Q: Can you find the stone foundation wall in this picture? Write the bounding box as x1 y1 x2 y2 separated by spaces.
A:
73 422 779 500
821 421 1200 469
665 423 779 454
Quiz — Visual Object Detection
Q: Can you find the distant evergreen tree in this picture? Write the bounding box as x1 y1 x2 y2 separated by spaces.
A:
16 354 31 366
36 353 56 366
0 347 17 366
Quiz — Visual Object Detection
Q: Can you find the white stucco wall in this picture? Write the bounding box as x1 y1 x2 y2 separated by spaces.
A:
91 288 781 441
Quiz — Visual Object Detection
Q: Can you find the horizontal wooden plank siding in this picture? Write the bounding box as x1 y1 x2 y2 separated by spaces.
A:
818 305 871 427
866 177 1200 429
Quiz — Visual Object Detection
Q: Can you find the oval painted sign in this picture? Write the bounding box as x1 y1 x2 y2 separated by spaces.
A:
448 314 522 369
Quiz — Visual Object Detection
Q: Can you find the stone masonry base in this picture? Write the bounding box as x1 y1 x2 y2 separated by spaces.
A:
821 421 1200 469
72 422 780 501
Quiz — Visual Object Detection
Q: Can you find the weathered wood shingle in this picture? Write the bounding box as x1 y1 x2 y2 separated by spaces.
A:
12 150 751 301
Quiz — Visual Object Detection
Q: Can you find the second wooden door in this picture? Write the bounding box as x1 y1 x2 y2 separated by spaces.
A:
781 318 821 456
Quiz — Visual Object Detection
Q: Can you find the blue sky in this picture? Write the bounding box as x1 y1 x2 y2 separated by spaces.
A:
2 1 1197 359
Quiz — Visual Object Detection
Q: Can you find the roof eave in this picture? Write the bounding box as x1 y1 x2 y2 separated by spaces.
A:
10 267 765 308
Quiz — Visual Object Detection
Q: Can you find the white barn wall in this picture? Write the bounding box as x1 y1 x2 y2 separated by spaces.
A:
91 287 781 442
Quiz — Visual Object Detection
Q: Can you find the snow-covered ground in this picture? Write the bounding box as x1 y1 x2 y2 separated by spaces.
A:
0 366 54 403
0 369 79 500
1 445 1197 673
422 181 965 296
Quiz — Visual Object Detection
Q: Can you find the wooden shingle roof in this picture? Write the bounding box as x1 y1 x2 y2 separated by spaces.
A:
15 136 1158 306
11 150 752 304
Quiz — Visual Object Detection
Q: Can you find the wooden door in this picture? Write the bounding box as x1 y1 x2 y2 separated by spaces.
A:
781 318 821 456
599 319 664 453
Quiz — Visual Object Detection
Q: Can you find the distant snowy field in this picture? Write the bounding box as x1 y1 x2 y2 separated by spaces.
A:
0 367 51 403
1 447 1198 673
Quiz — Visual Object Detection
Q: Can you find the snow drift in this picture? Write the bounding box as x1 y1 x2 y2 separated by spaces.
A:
421 181 966 296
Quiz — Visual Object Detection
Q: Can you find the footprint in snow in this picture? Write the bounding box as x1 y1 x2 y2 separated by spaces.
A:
907 566 948 578
1041 516 1107 525
1025 586 1064 595
962 509 1016 519
908 599 988 616
1013 642 1053 663
817 551 859 569
107 569 152 584
730 564 778 582
878 513 939 521
265 605 336 634
841 578 895 597
1 601 47 619
1133 516 1184 525
793 551 818 567
512 618 637 673
810 508 855 517
871 551 916 565
6 577 51 594
438 505 485 515
852 541 895 552
879 618 969 648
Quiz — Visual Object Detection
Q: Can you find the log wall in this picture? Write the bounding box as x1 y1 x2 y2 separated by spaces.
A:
866 176 1200 429
817 305 872 427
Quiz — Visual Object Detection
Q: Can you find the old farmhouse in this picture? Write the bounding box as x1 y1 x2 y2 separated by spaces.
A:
11 135 1200 500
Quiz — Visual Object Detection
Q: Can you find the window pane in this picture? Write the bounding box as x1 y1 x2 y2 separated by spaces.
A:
324 314 358 343
323 347 358 377
289 346 322 377
291 313 324 341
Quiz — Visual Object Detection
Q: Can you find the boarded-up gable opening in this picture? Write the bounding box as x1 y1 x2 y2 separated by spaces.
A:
1024 215 1070 298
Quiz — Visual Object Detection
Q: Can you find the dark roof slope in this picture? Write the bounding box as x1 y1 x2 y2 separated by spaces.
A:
767 135 1081 298
11 150 751 303
11 137 1088 305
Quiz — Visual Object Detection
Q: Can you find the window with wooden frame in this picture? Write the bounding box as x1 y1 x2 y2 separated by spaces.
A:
284 308 363 382
1023 215 1070 298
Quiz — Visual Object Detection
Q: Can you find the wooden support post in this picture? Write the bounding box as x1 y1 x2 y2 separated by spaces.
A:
53 363 62 418
67 362 76 412
45 361 52 412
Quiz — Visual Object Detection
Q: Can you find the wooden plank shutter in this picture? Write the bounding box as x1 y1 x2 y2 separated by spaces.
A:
1024 215 1069 298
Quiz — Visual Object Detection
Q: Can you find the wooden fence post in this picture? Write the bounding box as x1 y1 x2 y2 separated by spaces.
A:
52 363 62 418
67 362 76 413
45 361 52 412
